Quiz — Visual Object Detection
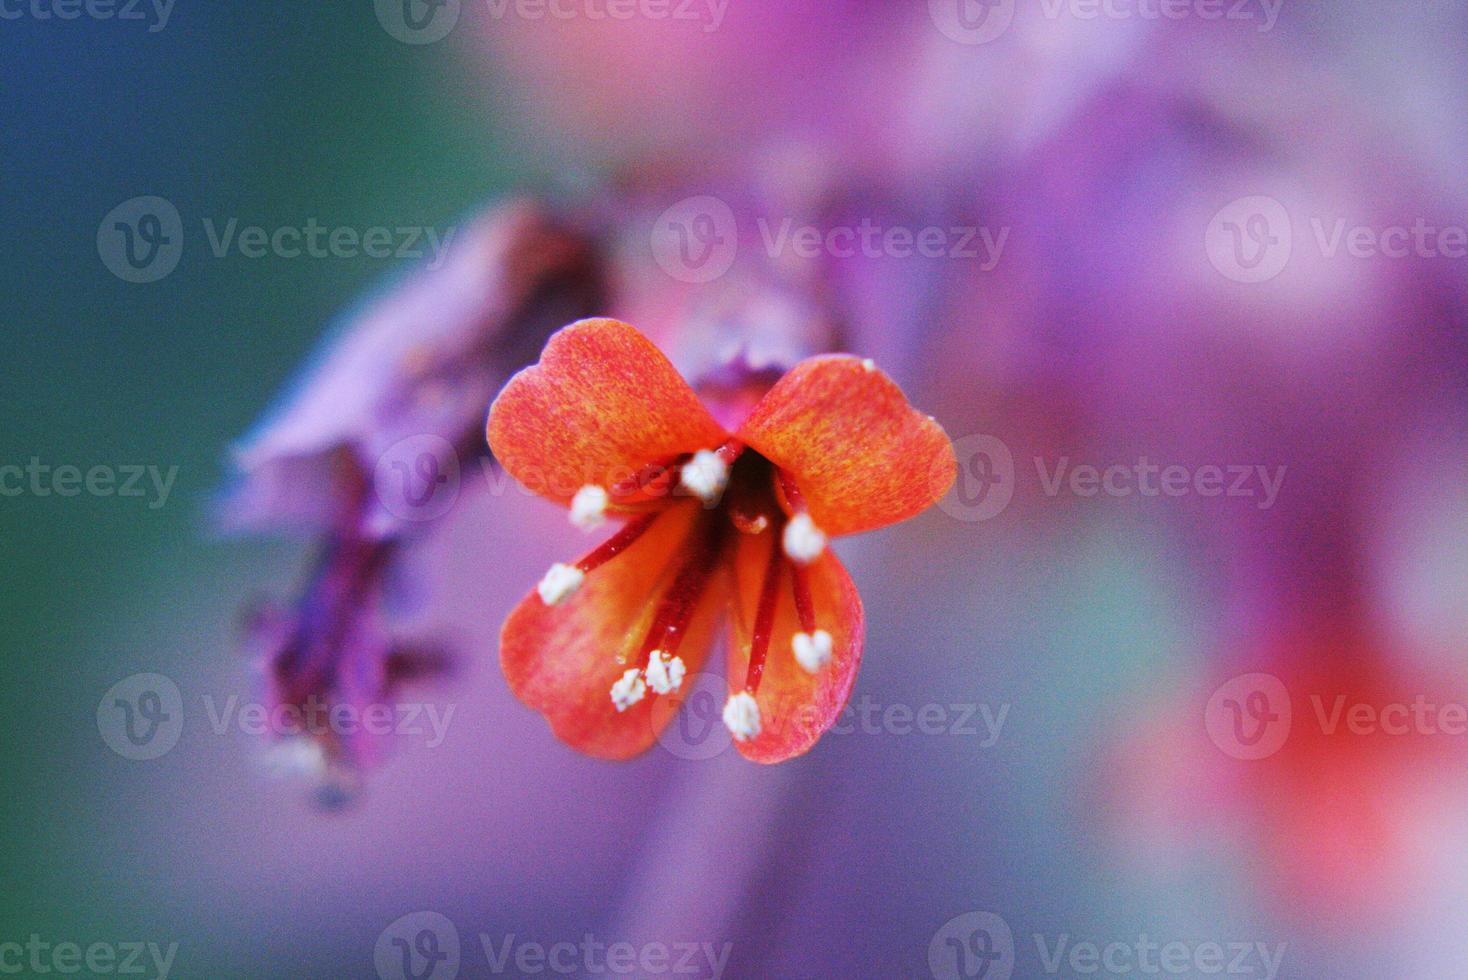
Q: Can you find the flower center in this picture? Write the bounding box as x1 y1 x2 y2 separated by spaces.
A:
533 442 832 733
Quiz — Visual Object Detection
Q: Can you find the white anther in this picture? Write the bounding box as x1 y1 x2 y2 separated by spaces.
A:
782 512 826 564
722 691 762 742
610 668 646 711
569 484 609 530
537 563 585 605
679 449 729 505
861 358 875 372
644 650 686 695
792 630 833 673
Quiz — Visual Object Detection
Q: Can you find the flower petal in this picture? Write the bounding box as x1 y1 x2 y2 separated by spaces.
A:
737 355 955 537
487 318 729 507
500 502 726 759
226 200 601 537
725 527 864 763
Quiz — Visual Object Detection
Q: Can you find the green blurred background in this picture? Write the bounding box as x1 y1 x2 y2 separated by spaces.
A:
3 6 519 970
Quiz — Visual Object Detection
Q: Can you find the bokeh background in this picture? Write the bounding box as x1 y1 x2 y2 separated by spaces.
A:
7 3 1468 978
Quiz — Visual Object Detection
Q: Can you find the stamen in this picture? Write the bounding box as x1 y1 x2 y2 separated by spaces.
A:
569 484 609 530
678 449 729 505
609 668 646 711
787 561 831 673
538 510 661 606
776 470 826 563
609 457 680 504
729 509 769 535
537 563 585 605
744 532 785 693
861 358 875 372
790 561 817 633
676 439 744 506
777 468 808 511
782 512 826 564
576 511 660 574
644 650 686 695
793 630 833 673
634 514 725 683
714 438 745 465
722 690 761 741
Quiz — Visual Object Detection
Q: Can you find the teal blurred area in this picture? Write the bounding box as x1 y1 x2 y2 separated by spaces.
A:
1 6 519 969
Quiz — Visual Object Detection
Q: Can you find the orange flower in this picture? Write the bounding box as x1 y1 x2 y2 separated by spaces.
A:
487 318 955 762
